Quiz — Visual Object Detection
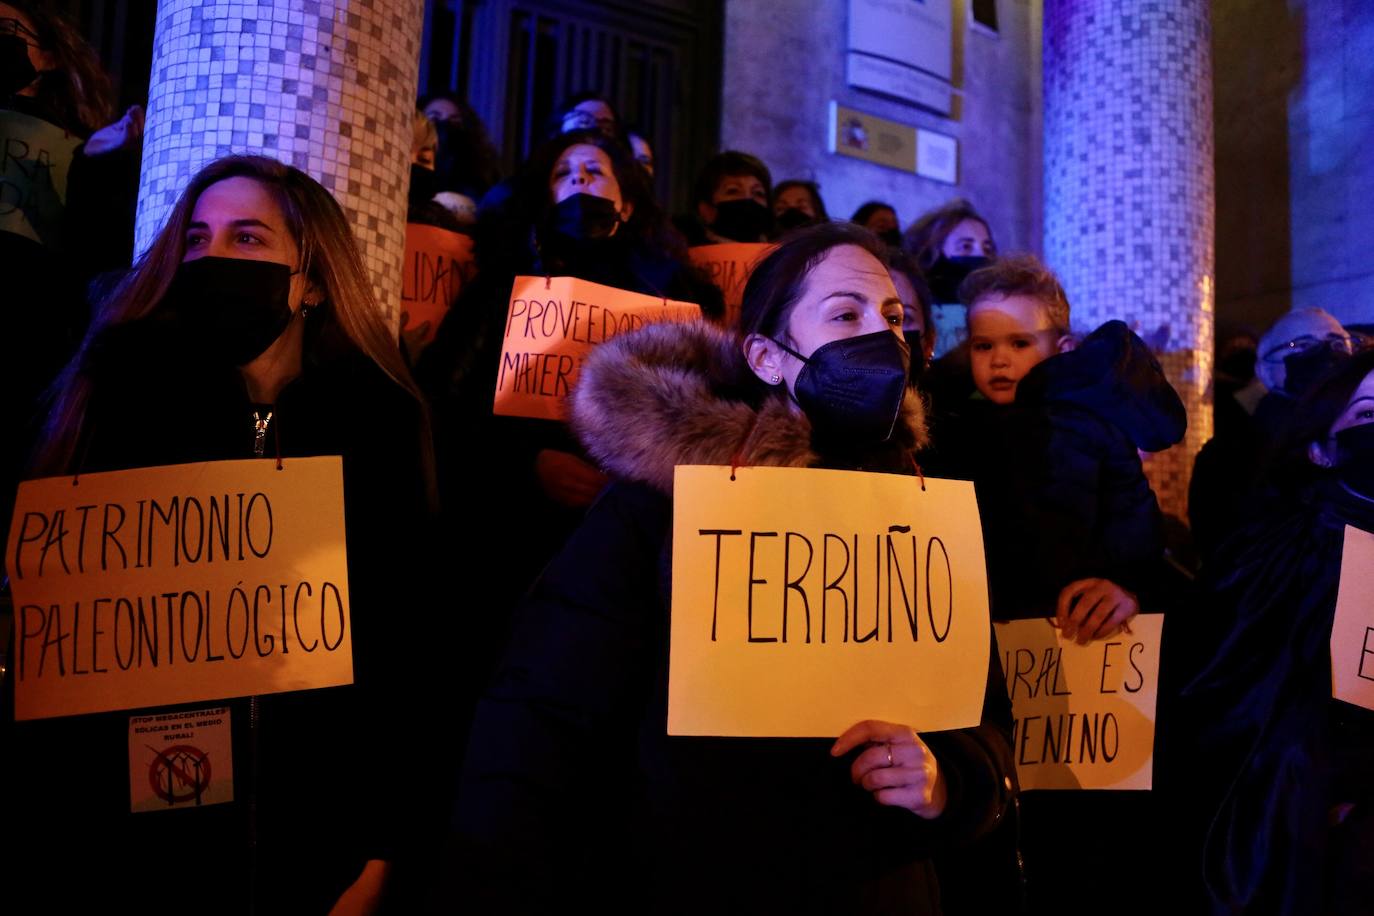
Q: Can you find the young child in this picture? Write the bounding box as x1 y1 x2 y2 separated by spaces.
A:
933 254 1186 634
930 254 1186 915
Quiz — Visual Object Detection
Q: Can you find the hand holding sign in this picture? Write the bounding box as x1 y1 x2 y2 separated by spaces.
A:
1057 578 1140 644
833 719 948 819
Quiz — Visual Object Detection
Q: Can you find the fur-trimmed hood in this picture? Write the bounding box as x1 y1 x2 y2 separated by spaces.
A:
569 320 928 494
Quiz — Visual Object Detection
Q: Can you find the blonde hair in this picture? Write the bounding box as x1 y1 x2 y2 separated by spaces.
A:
412 110 438 162
36 155 436 506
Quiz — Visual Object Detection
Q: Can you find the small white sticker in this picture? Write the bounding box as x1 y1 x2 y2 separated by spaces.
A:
128 706 234 813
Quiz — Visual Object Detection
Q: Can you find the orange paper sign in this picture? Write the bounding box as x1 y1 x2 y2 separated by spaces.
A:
994 615 1162 791
400 223 476 350
492 275 702 421
688 243 775 327
669 466 990 737
7 458 354 720
1331 526 1374 712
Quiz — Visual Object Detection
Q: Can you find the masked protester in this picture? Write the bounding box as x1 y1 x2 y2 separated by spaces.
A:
1190 309 1357 564
6 155 442 916
772 179 829 234
441 222 1014 913
853 200 902 248
414 129 722 685
419 92 503 201
1159 348 1374 915
901 199 997 363
679 149 775 244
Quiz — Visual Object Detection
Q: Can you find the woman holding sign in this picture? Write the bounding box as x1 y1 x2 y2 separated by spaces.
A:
449 223 1014 913
417 129 719 637
8 155 438 915
1162 349 1374 915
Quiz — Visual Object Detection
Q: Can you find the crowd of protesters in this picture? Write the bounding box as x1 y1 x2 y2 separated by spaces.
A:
2 4 1372 914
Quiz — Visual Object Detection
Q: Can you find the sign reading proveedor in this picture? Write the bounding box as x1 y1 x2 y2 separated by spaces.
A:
493 275 701 421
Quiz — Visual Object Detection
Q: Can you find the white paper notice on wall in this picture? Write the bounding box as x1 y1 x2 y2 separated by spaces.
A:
1330 526 1374 711
994 615 1163 791
916 129 959 184
845 0 953 113
128 705 234 813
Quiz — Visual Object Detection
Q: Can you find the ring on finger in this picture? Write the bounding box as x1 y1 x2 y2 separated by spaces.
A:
885 743 894 768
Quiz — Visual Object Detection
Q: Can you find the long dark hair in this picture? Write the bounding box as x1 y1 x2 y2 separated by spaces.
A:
6 0 115 134
514 128 679 258
35 156 436 505
902 198 992 270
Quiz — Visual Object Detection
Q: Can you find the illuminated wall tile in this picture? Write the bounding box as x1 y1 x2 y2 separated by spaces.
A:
135 0 423 328
1043 0 1215 522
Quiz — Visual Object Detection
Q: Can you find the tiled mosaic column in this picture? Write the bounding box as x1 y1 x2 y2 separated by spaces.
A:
1043 1 1214 523
135 0 423 328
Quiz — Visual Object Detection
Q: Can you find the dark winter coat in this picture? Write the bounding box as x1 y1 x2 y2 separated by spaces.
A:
448 321 1016 915
1158 480 1374 915
2 313 441 915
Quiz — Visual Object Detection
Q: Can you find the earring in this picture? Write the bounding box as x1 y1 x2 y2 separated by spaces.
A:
770 374 781 384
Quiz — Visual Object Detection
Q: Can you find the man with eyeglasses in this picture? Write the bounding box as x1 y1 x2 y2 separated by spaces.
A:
1190 307 1358 562
1255 307 1357 399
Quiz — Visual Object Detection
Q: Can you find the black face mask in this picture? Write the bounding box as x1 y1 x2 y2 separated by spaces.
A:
1282 346 1350 398
711 198 772 242
774 330 911 445
408 164 439 208
0 32 37 97
547 192 622 241
1334 422 1374 499
903 330 928 387
926 254 992 304
776 208 816 233
163 257 296 366
878 229 903 248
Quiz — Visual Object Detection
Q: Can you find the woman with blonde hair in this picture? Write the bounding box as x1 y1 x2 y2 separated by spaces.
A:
8 154 439 915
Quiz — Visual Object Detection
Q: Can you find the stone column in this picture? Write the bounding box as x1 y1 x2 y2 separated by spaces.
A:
134 0 423 328
1043 1 1215 522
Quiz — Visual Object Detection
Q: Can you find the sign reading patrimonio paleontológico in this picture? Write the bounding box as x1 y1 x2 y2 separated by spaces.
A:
7 457 354 720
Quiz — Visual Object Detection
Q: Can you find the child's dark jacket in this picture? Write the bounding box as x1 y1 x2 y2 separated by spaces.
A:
926 320 1187 620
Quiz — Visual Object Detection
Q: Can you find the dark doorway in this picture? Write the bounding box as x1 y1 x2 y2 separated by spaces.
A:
421 0 723 212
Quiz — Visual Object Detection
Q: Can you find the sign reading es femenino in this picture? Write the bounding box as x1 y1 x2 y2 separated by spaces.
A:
994 615 1163 791
669 466 991 737
493 275 701 421
7 458 354 720
687 243 774 327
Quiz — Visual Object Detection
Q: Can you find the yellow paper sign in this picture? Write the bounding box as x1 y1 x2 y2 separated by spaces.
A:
994 615 1163 791
492 275 702 421
7 458 354 720
687 243 775 327
1331 526 1374 711
669 466 990 737
400 222 477 350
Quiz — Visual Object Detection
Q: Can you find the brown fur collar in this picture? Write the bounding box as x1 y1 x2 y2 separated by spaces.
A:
569 321 928 494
